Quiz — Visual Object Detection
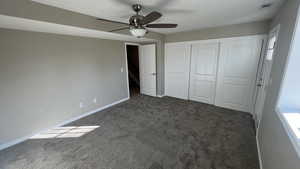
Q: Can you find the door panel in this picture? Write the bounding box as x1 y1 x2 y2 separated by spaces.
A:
189 42 219 104
215 37 262 112
254 27 279 127
140 44 156 97
165 43 190 99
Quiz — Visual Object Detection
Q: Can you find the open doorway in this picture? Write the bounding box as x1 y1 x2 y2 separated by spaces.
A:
126 44 140 97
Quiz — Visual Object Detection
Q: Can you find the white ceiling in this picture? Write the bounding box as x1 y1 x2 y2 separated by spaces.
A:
0 15 155 42
32 0 285 34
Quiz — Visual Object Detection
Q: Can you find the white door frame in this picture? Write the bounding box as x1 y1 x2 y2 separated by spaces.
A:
124 42 158 98
252 35 268 115
254 25 280 128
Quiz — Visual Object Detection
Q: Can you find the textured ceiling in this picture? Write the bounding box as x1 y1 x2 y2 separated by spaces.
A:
0 15 154 42
32 0 285 34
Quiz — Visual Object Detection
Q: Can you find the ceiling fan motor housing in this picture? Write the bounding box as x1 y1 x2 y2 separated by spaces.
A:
130 4 145 28
129 15 145 27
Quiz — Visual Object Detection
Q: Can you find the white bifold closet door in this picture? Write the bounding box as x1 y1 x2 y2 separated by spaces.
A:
165 43 191 99
215 37 262 112
189 42 219 104
165 36 263 113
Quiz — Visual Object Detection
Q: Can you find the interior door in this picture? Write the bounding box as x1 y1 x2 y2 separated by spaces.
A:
215 37 263 112
139 44 156 97
189 42 219 104
165 43 191 99
254 28 279 127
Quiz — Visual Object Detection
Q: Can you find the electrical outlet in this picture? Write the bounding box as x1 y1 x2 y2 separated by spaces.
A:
93 98 97 103
120 67 124 73
79 102 83 108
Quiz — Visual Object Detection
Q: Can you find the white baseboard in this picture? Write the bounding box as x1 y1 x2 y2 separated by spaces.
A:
0 97 129 151
157 94 166 98
256 135 263 169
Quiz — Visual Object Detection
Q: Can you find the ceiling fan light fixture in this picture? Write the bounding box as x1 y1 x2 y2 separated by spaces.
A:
129 27 147 38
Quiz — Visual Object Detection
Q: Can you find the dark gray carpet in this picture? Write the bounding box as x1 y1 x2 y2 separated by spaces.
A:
0 95 259 169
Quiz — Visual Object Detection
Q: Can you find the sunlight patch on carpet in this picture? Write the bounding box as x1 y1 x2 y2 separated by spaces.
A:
30 126 99 139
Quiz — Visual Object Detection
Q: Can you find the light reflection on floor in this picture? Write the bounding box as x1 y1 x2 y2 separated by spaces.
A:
30 126 99 139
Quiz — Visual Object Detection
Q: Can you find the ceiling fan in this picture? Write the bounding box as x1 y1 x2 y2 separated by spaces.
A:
97 4 178 38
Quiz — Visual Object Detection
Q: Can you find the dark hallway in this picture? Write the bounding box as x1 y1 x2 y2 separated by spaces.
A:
126 45 140 97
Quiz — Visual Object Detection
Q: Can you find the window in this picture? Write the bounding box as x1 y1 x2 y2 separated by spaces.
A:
282 113 300 139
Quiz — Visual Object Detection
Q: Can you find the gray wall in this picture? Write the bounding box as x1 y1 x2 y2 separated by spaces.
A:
277 10 300 111
0 28 128 145
165 21 270 42
0 0 166 96
0 0 164 39
258 0 300 169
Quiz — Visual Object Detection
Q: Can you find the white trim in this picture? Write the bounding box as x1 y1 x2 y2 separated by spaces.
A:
165 34 266 45
255 25 280 130
125 42 140 46
276 108 300 158
164 43 167 97
252 35 268 127
157 94 166 98
187 42 193 100
0 97 129 151
256 135 264 169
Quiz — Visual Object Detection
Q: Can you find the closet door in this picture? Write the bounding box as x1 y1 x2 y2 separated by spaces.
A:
189 42 219 104
215 37 263 112
165 43 191 99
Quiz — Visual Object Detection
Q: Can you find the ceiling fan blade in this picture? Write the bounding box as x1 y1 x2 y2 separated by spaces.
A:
141 11 162 25
109 27 130 32
97 18 129 25
146 24 177 28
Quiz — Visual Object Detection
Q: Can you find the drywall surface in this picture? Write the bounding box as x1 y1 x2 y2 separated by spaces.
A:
278 9 300 112
0 28 128 145
258 0 300 169
0 0 166 96
165 21 270 42
0 0 160 40
0 0 162 92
